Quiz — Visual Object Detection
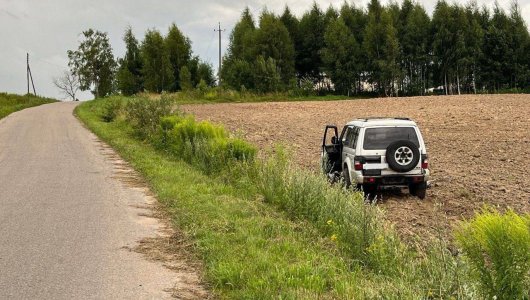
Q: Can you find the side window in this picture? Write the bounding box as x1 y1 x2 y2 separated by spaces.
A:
351 127 360 149
342 127 352 146
343 127 356 148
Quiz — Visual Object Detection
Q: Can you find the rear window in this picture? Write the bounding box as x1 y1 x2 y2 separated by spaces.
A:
363 127 419 150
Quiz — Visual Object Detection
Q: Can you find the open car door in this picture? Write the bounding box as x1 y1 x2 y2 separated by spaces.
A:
321 125 342 174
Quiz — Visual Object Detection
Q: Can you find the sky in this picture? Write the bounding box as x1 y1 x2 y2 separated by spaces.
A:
1 0 529 100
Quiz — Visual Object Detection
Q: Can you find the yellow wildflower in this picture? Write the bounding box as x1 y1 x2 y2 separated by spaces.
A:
330 234 337 241
327 219 333 225
427 290 433 297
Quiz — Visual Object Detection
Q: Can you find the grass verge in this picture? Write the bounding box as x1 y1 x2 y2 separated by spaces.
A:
79 96 530 299
78 97 477 298
77 99 367 298
0 93 56 120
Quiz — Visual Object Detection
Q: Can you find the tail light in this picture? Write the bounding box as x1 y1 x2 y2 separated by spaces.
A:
354 156 366 171
421 156 429 169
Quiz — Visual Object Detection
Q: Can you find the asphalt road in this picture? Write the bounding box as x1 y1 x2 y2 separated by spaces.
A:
0 102 176 299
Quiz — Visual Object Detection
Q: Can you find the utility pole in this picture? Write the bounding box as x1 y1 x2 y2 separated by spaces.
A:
26 53 36 96
214 22 225 86
27 53 30 95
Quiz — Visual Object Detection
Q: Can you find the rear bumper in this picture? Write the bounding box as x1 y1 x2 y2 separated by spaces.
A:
353 169 430 186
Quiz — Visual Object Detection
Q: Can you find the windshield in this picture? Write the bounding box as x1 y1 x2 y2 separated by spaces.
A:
363 127 419 150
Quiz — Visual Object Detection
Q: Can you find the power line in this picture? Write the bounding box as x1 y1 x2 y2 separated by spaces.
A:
34 57 64 69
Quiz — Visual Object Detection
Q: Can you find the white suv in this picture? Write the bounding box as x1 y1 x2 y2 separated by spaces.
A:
321 118 430 199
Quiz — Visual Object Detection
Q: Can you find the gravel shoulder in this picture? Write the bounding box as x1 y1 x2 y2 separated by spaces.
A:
183 94 530 240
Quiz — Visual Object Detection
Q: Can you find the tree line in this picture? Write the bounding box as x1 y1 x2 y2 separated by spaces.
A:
66 25 215 98
221 0 530 96
64 0 529 99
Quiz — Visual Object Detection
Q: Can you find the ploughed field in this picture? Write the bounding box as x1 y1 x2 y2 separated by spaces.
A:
183 94 530 240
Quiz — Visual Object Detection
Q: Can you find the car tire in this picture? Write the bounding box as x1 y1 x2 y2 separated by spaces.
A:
363 184 377 201
410 182 427 199
409 184 417 196
342 165 352 189
386 140 420 173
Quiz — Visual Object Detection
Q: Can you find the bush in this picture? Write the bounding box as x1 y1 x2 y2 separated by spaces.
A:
101 98 123 122
125 96 173 139
455 209 530 299
156 115 256 174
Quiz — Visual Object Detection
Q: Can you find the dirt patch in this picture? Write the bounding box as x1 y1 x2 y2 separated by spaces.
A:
183 94 530 240
96 139 211 299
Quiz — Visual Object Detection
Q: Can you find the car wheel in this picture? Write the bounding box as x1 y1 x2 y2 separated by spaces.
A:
363 184 377 201
386 140 420 173
342 166 352 189
409 184 417 196
410 182 427 199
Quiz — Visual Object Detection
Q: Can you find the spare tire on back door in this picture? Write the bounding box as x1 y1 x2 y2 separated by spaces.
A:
386 140 420 172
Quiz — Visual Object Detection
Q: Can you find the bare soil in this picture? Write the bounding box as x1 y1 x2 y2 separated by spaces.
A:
183 94 530 240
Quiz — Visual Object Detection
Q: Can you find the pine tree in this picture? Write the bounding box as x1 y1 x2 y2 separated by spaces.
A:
221 8 256 89
298 3 326 82
481 4 511 91
280 6 301 78
140 29 173 93
116 26 143 96
401 3 430 95
222 59 254 90
509 1 530 88
432 0 453 94
253 56 281 93
363 0 400 96
166 23 192 91
254 10 296 86
225 7 256 62
340 3 368 46
322 17 360 95
179 66 193 91
340 3 368 92
462 3 484 93
197 62 215 86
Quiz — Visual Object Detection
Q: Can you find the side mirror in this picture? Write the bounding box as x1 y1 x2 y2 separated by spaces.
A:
331 136 338 144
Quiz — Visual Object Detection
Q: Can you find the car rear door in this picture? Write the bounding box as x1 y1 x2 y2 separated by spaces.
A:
360 126 423 176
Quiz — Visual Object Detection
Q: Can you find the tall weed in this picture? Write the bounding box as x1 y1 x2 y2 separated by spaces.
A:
254 149 405 273
455 209 530 299
155 115 256 175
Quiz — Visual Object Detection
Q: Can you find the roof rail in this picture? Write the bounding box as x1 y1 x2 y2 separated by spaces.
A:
359 117 411 121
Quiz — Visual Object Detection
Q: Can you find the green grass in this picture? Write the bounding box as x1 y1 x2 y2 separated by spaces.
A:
76 99 362 298
82 96 530 299
77 98 468 299
0 93 56 120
